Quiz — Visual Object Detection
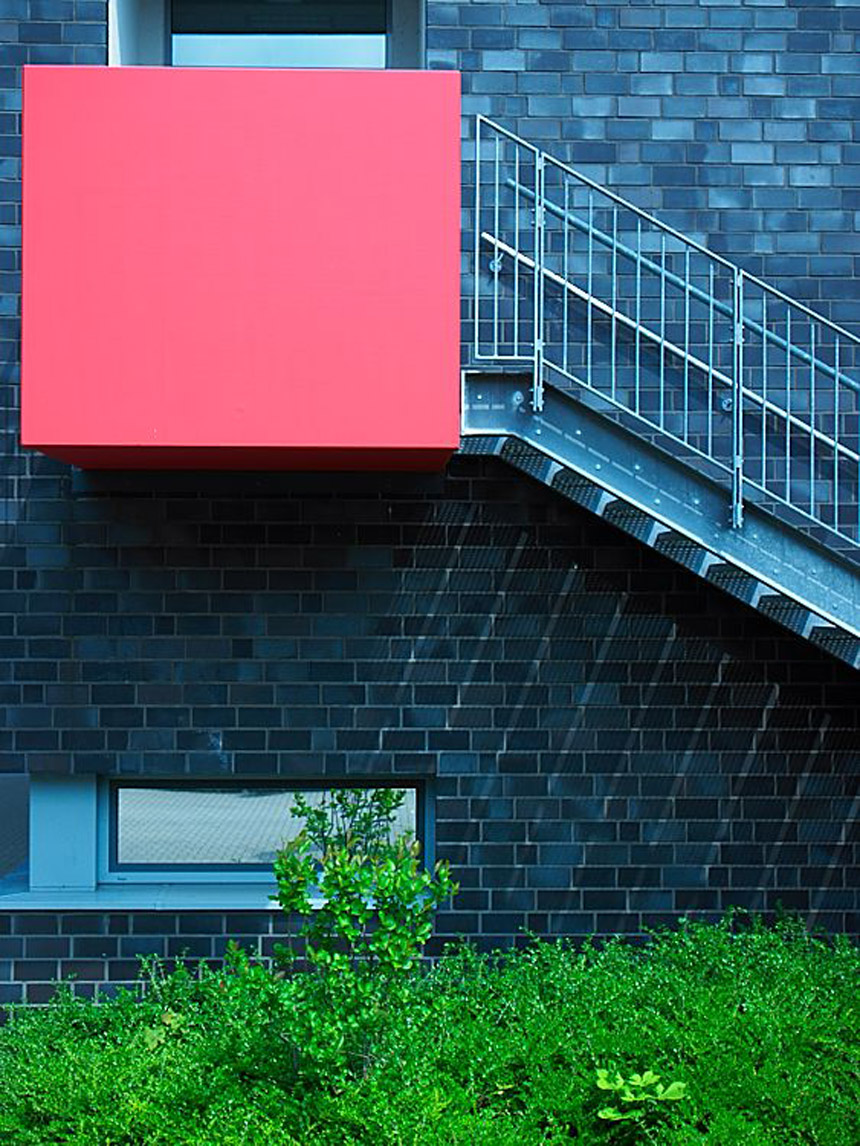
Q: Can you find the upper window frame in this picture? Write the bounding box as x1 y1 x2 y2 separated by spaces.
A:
108 0 424 69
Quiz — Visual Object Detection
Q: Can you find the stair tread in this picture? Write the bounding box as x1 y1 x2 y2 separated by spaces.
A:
603 501 655 538
654 531 708 568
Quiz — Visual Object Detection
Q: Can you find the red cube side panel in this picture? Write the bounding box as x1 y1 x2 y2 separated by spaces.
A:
22 67 461 469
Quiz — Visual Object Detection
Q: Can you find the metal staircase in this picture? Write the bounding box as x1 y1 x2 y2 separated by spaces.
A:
463 117 860 671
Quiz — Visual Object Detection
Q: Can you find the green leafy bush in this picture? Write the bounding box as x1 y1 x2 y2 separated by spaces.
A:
271 786 457 975
270 787 457 1084
0 915 856 1144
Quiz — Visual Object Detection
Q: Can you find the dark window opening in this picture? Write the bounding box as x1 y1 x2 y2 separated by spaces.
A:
111 1 422 71
171 1 422 69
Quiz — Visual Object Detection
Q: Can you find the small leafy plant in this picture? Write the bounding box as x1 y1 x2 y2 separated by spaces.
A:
271 787 457 976
596 1068 687 1138
270 787 457 1081
141 1007 183 1051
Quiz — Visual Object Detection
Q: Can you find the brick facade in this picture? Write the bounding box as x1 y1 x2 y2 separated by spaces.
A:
0 3 858 1003
1 461 858 1003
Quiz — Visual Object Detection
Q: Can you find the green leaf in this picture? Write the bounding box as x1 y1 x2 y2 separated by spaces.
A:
596 1068 623 1091
142 1026 165 1051
658 1081 687 1102
598 1107 637 1122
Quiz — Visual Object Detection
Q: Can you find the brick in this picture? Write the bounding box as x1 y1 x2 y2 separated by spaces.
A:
72 936 118 959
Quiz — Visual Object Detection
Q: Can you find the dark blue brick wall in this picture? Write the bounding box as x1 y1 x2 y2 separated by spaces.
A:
0 461 858 1002
435 0 860 332
0 3 858 1002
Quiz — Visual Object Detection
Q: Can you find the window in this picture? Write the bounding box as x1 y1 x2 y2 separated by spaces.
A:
172 0 387 69
106 781 418 877
0 776 430 908
109 0 423 69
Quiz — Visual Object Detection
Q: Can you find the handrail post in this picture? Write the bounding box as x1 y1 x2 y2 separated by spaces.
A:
472 117 481 363
532 152 545 412
732 267 745 528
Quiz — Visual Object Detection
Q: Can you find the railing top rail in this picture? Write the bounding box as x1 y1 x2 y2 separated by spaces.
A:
477 116 860 348
752 277 860 343
476 115 540 155
477 117 737 270
540 153 739 275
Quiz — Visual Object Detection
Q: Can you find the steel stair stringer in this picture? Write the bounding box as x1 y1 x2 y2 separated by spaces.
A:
460 372 860 671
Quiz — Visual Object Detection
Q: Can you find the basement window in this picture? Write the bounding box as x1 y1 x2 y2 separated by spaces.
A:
0 777 430 909
106 781 419 878
109 1 423 69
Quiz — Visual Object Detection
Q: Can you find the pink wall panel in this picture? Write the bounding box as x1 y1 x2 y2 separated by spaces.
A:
22 67 460 469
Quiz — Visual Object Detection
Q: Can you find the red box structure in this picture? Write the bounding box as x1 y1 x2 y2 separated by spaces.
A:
22 67 461 469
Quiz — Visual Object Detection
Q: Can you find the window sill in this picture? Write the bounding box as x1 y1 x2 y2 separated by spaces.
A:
0 882 280 911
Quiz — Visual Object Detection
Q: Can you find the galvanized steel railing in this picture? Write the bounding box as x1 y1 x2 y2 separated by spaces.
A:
472 116 860 546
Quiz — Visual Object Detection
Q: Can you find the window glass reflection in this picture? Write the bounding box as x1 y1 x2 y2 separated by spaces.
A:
116 786 416 867
172 32 386 68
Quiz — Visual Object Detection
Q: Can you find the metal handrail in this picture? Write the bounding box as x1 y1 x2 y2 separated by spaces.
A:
472 116 860 547
477 116 855 338
509 180 859 397
481 231 860 473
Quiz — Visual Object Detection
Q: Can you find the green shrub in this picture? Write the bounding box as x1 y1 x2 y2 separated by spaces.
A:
271 786 458 976
0 914 857 1144
270 786 457 1085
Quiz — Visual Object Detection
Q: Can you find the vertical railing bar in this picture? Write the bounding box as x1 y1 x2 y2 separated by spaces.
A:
707 263 714 459
761 292 768 493
786 308 792 509
665 232 669 430
611 205 618 401
634 219 641 416
533 152 545 411
587 189 594 391
809 323 816 520
562 179 569 375
473 118 481 357
731 268 744 528
834 336 840 537
493 134 500 357
683 247 690 444
514 148 520 358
